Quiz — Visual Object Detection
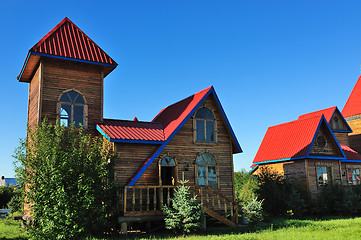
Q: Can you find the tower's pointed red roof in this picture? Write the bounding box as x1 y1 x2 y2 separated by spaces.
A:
18 17 117 82
342 75 361 118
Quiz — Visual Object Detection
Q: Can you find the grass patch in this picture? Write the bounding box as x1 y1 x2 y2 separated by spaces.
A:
2 216 361 239
0 215 27 240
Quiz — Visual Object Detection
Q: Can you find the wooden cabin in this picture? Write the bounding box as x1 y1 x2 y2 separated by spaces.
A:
18 17 243 230
251 106 361 198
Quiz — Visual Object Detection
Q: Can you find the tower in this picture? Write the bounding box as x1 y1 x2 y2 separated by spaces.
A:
18 17 117 134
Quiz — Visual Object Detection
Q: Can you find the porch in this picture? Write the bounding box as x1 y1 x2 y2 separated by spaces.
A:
118 184 238 233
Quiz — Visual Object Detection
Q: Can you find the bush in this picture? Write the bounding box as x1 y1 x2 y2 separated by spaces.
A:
234 170 259 206
0 186 14 209
7 189 23 213
242 197 264 225
163 180 204 234
13 120 117 240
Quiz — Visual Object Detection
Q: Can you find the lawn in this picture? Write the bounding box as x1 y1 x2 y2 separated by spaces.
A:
1 216 361 239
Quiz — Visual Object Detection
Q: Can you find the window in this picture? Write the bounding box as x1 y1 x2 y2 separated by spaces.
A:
347 169 361 185
195 108 216 142
317 166 332 186
197 153 217 189
59 90 86 127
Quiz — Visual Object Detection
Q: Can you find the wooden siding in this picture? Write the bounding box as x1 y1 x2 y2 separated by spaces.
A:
347 118 361 153
41 58 103 134
333 132 349 147
330 111 350 132
113 143 159 185
133 95 236 201
27 64 41 130
306 159 342 198
309 122 343 157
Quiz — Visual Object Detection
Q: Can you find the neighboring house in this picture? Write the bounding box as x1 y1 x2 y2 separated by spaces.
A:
252 104 361 198
0 176 18 187
18 17 242 228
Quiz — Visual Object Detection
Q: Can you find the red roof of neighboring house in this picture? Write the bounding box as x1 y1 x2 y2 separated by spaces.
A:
342 75 361 118
298 106 337 122
18 17 117 82
152 86 212 139
96 119 165 143
253 116 325 164
341 144 361 161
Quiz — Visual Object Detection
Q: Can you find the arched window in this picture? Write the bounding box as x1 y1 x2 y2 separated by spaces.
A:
159 156 177 186
195 107 216 142
59 90 86 127
196 153 217 189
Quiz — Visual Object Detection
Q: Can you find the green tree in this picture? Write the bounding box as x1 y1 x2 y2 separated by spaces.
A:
234 169 259 206
0 186 14 209
13 120 116 240
163 180 204 234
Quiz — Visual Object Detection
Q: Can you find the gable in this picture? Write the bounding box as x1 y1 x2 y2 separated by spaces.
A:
309 121 345 158
329 109 352 132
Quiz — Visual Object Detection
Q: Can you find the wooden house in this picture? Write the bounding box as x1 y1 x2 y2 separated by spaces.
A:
251 106 361 198
18 18 242 229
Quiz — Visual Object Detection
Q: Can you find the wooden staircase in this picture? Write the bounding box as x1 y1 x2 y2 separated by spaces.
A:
198 186 238 227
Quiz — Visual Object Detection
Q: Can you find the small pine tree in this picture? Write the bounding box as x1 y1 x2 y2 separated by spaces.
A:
163 180 203 234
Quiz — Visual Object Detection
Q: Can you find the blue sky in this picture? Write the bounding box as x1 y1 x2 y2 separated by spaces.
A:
1 1 361 177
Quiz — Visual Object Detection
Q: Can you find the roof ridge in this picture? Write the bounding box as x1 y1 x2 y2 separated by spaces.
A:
269 115 322 130
102 118 163 125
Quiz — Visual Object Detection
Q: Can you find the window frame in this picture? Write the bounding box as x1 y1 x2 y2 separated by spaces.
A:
316 165 333 186
158 154 178 186
57 89 88 129
193 107 217 144
195 152 219 189
347 168 361 185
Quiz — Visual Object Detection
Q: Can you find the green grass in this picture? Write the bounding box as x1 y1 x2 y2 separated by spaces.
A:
2 217 361 240
0 215 27 240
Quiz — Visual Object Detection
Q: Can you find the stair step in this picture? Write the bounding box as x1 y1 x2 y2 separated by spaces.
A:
203 206 236 227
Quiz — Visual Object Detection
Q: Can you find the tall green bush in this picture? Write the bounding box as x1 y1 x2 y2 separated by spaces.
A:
13 120 116 240
234 170 259 206
0 186 14 209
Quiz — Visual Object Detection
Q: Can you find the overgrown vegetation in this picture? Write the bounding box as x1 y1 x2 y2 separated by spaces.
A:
0 186 15 209
163 180 204 234
13 120 117 240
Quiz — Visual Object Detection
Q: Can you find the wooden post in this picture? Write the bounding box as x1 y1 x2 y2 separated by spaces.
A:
224 202 227 216
160 188 163 210
132 189 135 212
121 222 127 234
153 187 157 210
123 187 127 215
140 188 143 211
167 188 170 206
147 188 150 211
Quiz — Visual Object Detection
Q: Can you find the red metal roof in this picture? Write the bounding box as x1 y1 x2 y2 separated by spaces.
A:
298 106 337 122
253 116 323 164
342 75 361 118
96 119 165 142
18 17 117 82
152 86 213 139
341 144 361 161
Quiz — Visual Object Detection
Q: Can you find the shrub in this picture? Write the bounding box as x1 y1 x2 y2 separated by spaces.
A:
0 186 14 209
234 170 259 206
7 188 23 213
13 120 117 240
242 197 264 225
163 180 204 234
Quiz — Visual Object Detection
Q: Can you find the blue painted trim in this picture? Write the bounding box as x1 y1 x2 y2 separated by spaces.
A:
249 165 258 174
306 116 346 159
30 51 117 68
18 52 31 81
128 88 214 187
341 160 361 163
308 156 345 160
96 125 111 142
111 139 164 144
256 157 306 165
335 107 353 133
332 130 352 133
211 87 243 153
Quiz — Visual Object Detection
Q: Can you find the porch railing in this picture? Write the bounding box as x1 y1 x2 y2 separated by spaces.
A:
121 185 238 224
